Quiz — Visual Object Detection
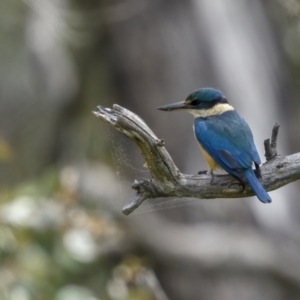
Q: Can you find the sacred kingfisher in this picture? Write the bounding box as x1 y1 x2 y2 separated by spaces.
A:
158 87 271 204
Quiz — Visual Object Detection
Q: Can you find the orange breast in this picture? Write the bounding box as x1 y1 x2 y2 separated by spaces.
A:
198 144 220 171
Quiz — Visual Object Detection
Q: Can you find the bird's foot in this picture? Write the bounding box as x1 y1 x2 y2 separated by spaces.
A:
210 171 216 185
198 170 208 175
198 170 217 185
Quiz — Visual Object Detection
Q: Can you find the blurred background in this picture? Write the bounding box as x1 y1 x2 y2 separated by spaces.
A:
1 0 300 299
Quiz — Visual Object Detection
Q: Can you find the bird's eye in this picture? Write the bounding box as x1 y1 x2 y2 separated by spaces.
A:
190 100 200 106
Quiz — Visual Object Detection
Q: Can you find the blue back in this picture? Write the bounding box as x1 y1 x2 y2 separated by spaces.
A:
194 110 261 182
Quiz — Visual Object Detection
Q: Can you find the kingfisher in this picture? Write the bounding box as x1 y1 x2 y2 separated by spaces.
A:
158 87 271 204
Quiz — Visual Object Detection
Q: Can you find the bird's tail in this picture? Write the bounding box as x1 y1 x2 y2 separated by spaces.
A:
245 169 272 204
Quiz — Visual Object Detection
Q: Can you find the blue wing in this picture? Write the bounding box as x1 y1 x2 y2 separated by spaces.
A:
194 110 261 183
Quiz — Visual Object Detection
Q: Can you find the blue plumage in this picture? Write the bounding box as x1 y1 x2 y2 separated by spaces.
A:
194 110 271 203
244 169 271 204
158 87 272 204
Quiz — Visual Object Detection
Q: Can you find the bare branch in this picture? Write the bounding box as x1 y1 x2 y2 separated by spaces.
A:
264 123 280 161
93 105 300 215
78 163 300 286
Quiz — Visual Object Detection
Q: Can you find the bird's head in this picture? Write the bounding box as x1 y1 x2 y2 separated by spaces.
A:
158 88 232 117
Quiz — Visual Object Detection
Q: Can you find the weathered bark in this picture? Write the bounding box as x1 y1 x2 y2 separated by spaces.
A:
93 105 300 215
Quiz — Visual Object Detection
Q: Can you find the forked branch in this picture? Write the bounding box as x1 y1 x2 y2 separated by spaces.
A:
93 105 300 215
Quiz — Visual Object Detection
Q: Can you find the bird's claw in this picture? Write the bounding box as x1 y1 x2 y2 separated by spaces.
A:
210 171 216 185
198 170 208 175
197 170 216 185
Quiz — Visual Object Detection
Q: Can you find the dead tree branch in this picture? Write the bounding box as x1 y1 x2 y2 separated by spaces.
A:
93 105 300 215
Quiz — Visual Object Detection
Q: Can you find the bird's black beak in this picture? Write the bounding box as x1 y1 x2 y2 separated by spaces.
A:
157 101 189 112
